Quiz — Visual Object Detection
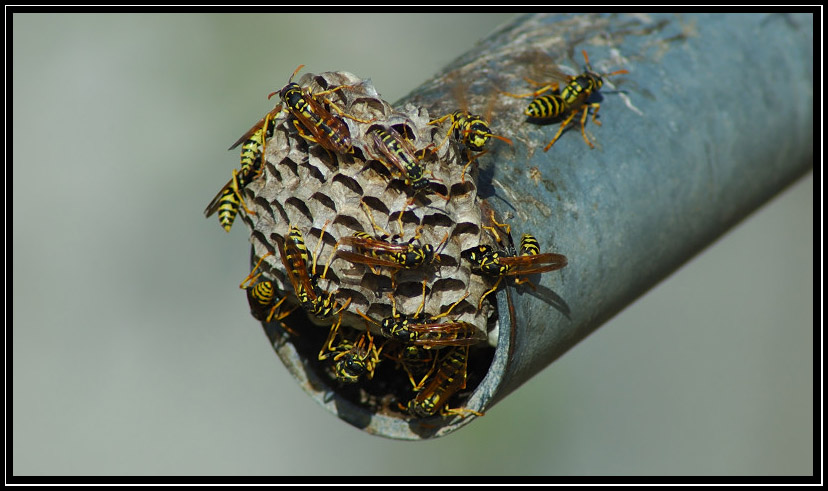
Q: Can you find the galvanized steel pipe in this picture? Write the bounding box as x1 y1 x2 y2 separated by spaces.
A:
260 12 814 439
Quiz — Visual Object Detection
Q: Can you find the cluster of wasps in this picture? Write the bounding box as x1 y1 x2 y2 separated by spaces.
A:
204 50 624 421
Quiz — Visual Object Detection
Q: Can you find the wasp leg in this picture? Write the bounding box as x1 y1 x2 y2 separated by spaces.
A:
477 276 503 310
313 85 375 124
320 239 341 282
459 149 487 184
310 220 331 277
229 169 256 216
441 405 485 419
292 119 335 160
318 319 343 361
575 104 598 149
239 251 273 289
430 291 471 321
542 108 580 152
361 200 392 238
427 114 459 153
267 298 299 336
482 208 511 245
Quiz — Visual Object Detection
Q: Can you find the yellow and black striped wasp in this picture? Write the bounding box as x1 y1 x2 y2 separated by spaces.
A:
404 345 483 419
385 342 440 391
226 105 285 170
502 49 627 151
277 223 351 320
429 110 513 154
329 231 436 272
428 75 513 182
204 106 283 232
359 281 487 348
267 64 372 157
369 126 447 199
318 323 384 384
203 167 257 232
239 251 297 323
322 226 446 281
462 210 568 309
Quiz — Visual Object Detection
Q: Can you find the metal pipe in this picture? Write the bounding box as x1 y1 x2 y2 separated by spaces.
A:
257 12 813 439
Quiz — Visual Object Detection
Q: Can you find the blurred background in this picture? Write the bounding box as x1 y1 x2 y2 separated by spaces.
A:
11 13 813 476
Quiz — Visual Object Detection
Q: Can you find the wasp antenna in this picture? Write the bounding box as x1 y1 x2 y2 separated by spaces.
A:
490 133 513 146
289 64 305 83
606 69 629 77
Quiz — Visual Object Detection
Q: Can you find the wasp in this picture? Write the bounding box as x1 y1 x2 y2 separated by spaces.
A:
429 110 513 154
386 343 440 391
204 108 283 232
369 127 447 198
277 223 351 320
322 228 445 282
384 315 485 348
320 201 447 278
462 211 568 308
428 74 513 182
203 167 257 232
428 110 513 183
502 49 627 151
267 65 372 157
404 345 483 419
227 106 284 173
318 323 383 384
239 251 298 324
359 281 486 348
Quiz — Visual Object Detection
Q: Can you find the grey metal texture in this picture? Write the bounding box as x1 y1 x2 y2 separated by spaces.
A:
262 12 814 439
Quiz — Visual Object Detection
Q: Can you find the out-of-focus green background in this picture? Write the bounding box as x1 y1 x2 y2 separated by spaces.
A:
12 13 813 476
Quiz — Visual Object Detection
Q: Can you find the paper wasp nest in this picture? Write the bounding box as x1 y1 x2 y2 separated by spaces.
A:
239 70 498 417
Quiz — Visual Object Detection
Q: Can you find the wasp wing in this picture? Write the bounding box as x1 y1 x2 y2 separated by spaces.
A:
277 234 318 302
498 252 568 275
227 106 283 150
203 177 234 218
405 321 487 347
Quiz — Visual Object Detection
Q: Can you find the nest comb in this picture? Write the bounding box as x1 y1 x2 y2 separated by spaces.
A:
240 69 499 344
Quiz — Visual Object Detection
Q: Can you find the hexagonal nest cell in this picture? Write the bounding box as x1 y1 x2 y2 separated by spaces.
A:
231 69 500 421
